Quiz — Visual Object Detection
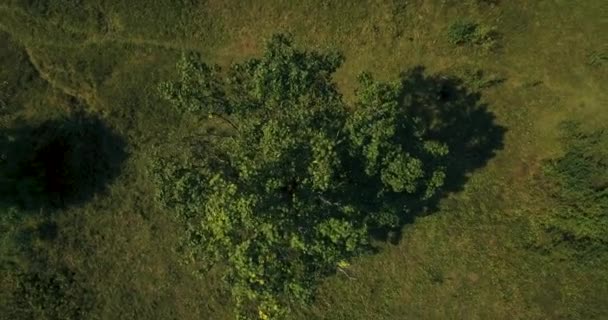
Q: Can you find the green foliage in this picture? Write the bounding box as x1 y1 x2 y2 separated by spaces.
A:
348 72 448 198
447 21 478 45
159 53 227 115
543 122 608 252
447 20 499 51
154 34 448 319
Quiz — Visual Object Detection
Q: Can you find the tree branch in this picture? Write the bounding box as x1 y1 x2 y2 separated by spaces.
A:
212 113 240 133
318 195 341 207
338 267 357 280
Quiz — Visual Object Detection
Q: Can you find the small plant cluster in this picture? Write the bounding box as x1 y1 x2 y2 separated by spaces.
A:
447 20 499 51
588 50 608 68
457 68 505 90
476 0 500 5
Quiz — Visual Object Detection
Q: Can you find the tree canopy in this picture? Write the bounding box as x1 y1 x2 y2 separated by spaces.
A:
154 34 449 319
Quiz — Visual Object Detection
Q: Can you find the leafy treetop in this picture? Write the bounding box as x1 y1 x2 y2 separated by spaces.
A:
155 34 448 319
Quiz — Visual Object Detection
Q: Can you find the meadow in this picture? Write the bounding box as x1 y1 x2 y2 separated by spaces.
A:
1 1 607 319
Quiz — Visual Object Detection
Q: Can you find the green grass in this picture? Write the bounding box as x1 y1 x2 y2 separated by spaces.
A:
1 0 607 319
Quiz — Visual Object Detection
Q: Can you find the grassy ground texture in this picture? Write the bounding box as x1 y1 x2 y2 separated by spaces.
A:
1 0 607 319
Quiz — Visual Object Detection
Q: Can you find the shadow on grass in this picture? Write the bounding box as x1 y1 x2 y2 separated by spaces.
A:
402 66 505 193
0 111 127 212
374 66 506 243
0 111 117 319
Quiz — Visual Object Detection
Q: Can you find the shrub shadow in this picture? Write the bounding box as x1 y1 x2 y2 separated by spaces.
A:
0 112 127 211
374 66 506 243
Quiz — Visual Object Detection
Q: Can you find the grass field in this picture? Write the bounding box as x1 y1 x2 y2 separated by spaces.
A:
1 0 607 319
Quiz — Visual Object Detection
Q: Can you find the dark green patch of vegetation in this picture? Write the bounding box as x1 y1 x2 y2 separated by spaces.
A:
447 20 499 51
455 68 506 91
0 198 95 320
5 266 93 320
542 122 608 254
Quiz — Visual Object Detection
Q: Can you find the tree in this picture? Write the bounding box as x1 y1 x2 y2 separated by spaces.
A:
154 34 449 319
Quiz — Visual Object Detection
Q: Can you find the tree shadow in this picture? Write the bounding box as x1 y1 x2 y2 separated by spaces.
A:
0 112 114 319
0 112 127 212
400 66 505 193
373 66 506 243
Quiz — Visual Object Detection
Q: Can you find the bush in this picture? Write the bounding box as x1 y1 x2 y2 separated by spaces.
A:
447 21 478 45
447 20 499 51
543 122 608 253
588 50 608 68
